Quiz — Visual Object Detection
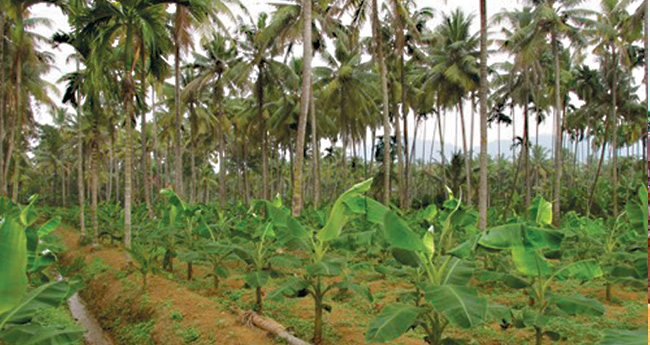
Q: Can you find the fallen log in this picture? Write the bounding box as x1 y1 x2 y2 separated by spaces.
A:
233 308 311 345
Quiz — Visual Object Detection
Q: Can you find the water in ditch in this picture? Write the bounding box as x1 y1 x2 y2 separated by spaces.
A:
68 293 114 345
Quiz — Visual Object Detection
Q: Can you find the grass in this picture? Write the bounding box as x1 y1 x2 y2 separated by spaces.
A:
33 306 84 345
117 319 155 345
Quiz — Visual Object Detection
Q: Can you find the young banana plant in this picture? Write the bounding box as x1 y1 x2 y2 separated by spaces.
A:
0 196 85 344
266 179 385 345
478 196 605 345
365 192 496 345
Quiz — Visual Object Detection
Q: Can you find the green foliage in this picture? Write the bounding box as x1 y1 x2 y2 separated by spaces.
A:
0 196 85 345
177 327 200 343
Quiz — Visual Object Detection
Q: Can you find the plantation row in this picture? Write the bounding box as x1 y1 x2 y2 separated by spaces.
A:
1 177 646 345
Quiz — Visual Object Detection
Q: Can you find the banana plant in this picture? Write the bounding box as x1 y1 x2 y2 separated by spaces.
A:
159 189 208 280
266 179 385 345
124 241 163 291
478 198 605 345
0 196 85 345
365 193 495 345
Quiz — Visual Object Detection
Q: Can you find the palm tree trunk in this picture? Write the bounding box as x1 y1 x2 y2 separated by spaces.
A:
257 65 270 201
410 118 419 165
219 132 227 208
310 82 320 208
174 37 183 197
437 108 447 195
369 129 375 174
393 83 405 208
372 0 391 205
478 0 488 230
394 7 410 207
429 116 436 164
551 30 562 226
342 133 348 190
610 44 618 216
511 105 516 167
470 93 475 164
62 168 67 208
124 86 134 249
0 10 5 197
116 139 120 203
152 86 161 198
140 52 154 218
189 104 196 203
11 19 23 203
523 104 531 209
76 57 86 239
190 136 196 203
243 133 250 205
458 99 471 205
91 135 99 246
640 2 650 107
587 115 609 215
291 0 311 217
123 23 136 249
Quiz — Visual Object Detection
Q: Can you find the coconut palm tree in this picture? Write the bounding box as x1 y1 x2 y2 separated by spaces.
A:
425 8 479 204
337 0 392 204
520 0 590 225
478 0 488 229
3 0 62 202
229 13 291 202
184 34 236 208
314 26 378 193
79 0 175 248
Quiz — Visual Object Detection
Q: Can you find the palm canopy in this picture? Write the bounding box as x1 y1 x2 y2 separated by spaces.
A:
314 25 379 143
421 8 479 109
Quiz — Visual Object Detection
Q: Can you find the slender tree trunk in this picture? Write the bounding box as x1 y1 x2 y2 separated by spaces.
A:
190 135 196 203
310 83 320 208
363 132 368 178
640 3 650 107
478 0 488 230
524 105 531 209
372 0 392 205
458 99 471 205
125 84 134 249
174 23 183 197
123 24 136 249
62 168 67 208
2 109 15 199
393 83 405 208
369 129 375 175
551 31 562 226
75 57 86 239
470 94 475 164
610 44 618 216
410 118 419 166
393 6 410 207
152 86 161 197
429 116 437 164
437 109 447 195
342 133 348 190
219 132 227 208
0 11 5 197
91 135 99 246
510 105 517 167
257 65 270 201
291 0 311 216
243 133 250 204
111 137 122 204
140 52 154 218
189 104 196 203
12 20 23 203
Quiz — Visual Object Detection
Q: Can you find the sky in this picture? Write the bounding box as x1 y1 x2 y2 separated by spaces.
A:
28 0 647 162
